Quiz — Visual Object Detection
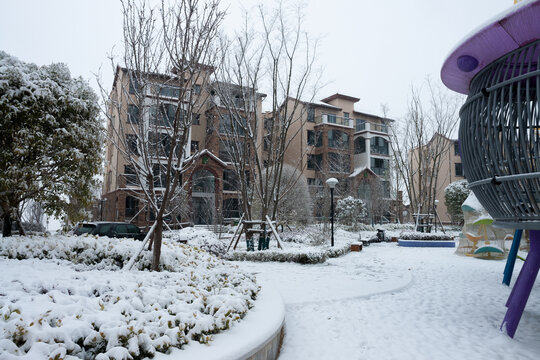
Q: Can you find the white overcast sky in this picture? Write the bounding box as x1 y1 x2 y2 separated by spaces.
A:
1 0 514 119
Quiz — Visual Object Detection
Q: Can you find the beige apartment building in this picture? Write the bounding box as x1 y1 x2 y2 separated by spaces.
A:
274 93 399 222
409 133 465 225
101 66 264 227
101 69 398 226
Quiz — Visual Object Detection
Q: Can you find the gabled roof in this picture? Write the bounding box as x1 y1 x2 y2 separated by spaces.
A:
184 149 228 168
349 166 379 179
321 93 360 104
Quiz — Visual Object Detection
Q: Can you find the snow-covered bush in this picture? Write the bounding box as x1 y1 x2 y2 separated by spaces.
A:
399 231 453 241
227 242 350 264
336 196 367 229
164 227 228 258
444 180 470 224
0 235 259 359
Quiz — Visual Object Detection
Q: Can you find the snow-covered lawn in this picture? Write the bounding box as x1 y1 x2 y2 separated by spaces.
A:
235 242 540 359
0 235 258 359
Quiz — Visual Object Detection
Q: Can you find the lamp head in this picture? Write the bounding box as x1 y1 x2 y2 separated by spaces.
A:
326 177 339 189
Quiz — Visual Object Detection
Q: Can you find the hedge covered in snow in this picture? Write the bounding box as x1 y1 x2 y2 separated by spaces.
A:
0 235 259 359
399 231 453 241
227 243 351 264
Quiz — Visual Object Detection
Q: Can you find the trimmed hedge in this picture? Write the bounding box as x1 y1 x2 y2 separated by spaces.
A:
226 243 351 264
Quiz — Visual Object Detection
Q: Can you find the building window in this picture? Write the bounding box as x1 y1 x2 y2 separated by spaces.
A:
223 198 241 219
150 103 178 127
125 195 139 218
127 104 139 123
128 76 139 94
219 114 246 136
307 154 322 171
455 162 463 177
327 114 337 124
307 130 322 147
193 84 201 95
191 141 199 154
193 113 200 125
328 152 350 173
356 119 366 132
358 181 371 200
192 169 215 193
328 130 349 149
307 178 323 187
354 137 366 154
343 112 349 125
124 165 137 186
126 134 139 156
371 157 389 176
152 164 167 188
454 141 460 156
159 86 180 98
307 106 315 122
223 169 240 191
370 136 389 155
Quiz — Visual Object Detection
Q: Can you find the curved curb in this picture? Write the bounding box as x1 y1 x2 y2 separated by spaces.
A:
398 239 455 248
156 282 285 360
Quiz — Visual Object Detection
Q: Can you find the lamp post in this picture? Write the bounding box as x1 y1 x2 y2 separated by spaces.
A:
434 199 439 232
326 177 339 247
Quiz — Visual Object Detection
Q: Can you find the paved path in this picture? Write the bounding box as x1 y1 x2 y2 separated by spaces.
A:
236 243 540 360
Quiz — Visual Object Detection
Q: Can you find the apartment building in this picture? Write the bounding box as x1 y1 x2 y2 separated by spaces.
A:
101 66 264 227
277 93 396 221
409 133 465 225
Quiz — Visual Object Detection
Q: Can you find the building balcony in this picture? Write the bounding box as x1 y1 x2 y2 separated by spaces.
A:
355 121 389 134
315 114 353 128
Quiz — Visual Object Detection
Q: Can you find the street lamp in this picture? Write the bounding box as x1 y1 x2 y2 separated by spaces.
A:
433 199 439 232
326 177 339 247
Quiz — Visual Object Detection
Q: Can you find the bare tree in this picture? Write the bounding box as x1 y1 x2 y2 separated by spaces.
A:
390 78 462 219
100 0 225 270
212 2 319 228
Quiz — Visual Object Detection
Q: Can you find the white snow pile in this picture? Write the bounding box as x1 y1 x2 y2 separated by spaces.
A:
0 235 259 359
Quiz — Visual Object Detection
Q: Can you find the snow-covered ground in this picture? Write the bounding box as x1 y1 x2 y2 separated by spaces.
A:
2 228 539 359
235 242 540 360
0 235 259 359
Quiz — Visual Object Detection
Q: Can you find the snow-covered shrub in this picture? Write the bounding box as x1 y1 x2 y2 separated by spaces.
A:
336 196 367 229
399 231 453 241
227 242 350 264
164 228 228 257
0 235 259 359
444 180 470 224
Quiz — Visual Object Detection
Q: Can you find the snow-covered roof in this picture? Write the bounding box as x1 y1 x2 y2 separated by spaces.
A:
349 166 377 178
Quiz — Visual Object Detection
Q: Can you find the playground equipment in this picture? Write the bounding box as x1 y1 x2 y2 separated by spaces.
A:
227 215 284 252
456 192 511 259
441 0 540 338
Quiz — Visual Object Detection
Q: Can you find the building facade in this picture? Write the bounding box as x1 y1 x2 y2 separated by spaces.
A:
409 133 465 225
101 67 264 227
277 93 397 222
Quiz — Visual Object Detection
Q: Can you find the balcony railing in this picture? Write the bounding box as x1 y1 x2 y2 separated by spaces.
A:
355 121 388 134
315 114 353 128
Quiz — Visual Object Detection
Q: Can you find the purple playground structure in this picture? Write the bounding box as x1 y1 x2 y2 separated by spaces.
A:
441 0 540 338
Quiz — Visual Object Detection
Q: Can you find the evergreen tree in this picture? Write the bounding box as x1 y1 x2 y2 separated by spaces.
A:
0 51 103 236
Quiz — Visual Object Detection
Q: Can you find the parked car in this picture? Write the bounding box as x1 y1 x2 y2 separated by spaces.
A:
74 222 146 241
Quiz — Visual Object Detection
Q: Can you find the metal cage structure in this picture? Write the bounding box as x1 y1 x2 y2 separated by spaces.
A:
459 38 540 229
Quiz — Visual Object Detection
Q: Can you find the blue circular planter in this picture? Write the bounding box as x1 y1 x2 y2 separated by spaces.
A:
398 239 455 248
